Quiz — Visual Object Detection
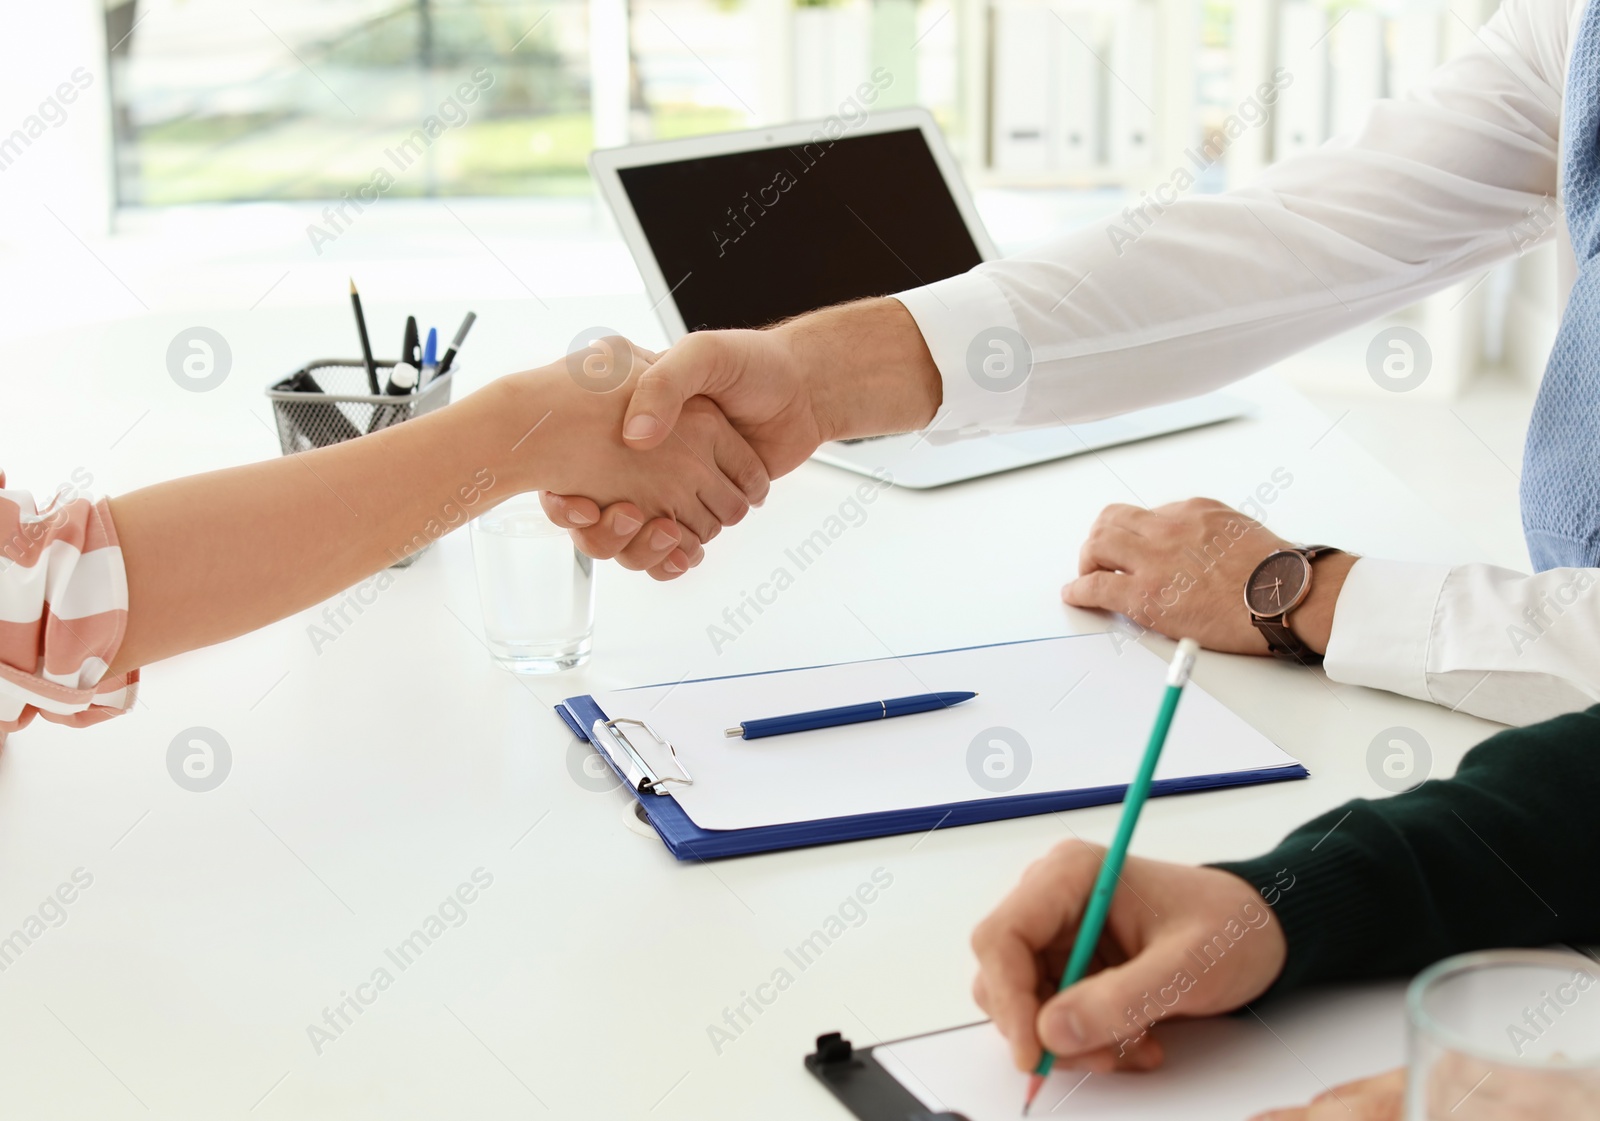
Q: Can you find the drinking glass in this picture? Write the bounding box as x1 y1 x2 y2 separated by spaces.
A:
1406 949 1600 1120
470 493 594 673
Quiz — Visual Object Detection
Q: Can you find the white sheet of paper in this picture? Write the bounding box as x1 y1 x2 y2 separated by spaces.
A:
870 984 1407 1120
587 636 1301 832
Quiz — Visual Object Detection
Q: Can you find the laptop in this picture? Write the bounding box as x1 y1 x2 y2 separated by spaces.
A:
589 106 1248 489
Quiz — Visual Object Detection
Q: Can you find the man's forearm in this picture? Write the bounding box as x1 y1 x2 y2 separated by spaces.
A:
775 297 943 441
1215 706 1600 995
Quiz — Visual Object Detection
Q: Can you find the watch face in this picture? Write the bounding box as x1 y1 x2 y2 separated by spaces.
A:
1245 551 1311 616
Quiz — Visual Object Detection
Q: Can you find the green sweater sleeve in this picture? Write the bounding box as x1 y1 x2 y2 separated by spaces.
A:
1213 704 1600 995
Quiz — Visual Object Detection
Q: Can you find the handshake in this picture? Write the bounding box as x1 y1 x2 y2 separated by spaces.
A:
518 297 1354 666
520 298 944 578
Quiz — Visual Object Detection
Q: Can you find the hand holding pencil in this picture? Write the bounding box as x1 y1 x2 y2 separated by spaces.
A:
968 642 1289 1105
970 837 1288 1089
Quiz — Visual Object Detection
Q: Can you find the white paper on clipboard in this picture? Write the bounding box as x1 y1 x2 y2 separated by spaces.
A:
586 636 1301 832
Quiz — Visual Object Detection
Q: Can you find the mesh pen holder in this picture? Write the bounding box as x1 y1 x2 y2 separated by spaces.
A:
266 359 457 567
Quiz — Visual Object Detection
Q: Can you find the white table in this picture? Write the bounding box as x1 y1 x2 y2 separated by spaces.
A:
0 296 1505 1119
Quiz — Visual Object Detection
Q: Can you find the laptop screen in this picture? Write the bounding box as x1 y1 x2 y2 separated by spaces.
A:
617 127 985 332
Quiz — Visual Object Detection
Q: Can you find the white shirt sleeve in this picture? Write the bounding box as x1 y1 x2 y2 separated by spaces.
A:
897 0 1590 725
1325 558 1600 725
895 0 1569 434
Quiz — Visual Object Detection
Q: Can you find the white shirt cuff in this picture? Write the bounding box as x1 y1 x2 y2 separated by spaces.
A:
1322 557 1451 704
893 270 1032 441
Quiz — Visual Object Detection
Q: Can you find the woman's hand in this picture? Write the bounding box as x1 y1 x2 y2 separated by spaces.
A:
108 336 761 669
538 495 705 582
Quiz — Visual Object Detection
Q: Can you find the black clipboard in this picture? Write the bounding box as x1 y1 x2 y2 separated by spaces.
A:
805 1030 976 1121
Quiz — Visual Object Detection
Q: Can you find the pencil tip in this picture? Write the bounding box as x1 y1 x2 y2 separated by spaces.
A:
348 278 357 294
1022 1073 1045 1116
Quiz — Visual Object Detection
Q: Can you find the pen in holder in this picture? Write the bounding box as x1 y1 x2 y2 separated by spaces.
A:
265 359 456 567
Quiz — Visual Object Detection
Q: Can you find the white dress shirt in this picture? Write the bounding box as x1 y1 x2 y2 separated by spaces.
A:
896 0 1600 726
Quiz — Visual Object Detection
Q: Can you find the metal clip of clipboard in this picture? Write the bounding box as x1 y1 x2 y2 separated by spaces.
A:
591 718 694 796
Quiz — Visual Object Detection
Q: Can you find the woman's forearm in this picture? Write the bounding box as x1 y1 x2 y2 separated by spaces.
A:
108 377 539 673
106 348 767 675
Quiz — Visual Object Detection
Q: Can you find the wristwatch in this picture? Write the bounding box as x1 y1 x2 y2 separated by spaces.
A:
1244 546 1342 666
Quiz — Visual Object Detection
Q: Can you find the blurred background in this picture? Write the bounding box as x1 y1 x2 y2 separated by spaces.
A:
1 0 1542 565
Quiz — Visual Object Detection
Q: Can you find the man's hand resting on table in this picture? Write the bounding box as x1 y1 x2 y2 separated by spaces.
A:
541 298 943 578
1063 498 1357 656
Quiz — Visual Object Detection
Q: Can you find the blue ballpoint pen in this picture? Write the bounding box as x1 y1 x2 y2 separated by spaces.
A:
419 327 439 388
724 691 977 740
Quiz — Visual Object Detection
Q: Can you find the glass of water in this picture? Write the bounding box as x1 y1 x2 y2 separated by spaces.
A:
1406 949 1600 1120
470 492 595 673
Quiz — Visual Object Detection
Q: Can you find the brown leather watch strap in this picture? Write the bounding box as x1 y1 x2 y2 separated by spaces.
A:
1257 616 1321 666
1250 546 1341 667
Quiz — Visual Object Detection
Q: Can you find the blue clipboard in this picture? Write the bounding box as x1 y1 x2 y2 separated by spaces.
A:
555 639 1309 862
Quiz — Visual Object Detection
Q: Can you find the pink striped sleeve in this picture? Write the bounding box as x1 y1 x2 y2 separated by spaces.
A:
0 473 138 739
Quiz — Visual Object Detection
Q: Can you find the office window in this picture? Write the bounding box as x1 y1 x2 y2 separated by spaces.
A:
103 0 951 208
107 0 1443 208
105 0 594 205
628 0 754 144
628 0 943 143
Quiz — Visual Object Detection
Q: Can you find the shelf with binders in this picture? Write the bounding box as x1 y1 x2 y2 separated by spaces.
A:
970 0 1496 190
1250 0 1464 172
1234 0 1511 398
976 0 1192 190
957 0 1523 396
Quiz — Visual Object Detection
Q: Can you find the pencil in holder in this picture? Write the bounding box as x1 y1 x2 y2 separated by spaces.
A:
265 359 457 566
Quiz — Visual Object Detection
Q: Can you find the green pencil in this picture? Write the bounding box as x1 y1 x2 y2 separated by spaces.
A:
1021 638 1200 1116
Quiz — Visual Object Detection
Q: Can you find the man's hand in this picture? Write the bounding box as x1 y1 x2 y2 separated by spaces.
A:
971 842 1287 1075
1251 1069 1404 1121
620 328 828 478
1063 498 1356 655
1251 1058 1600 1120
546 298 942 577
